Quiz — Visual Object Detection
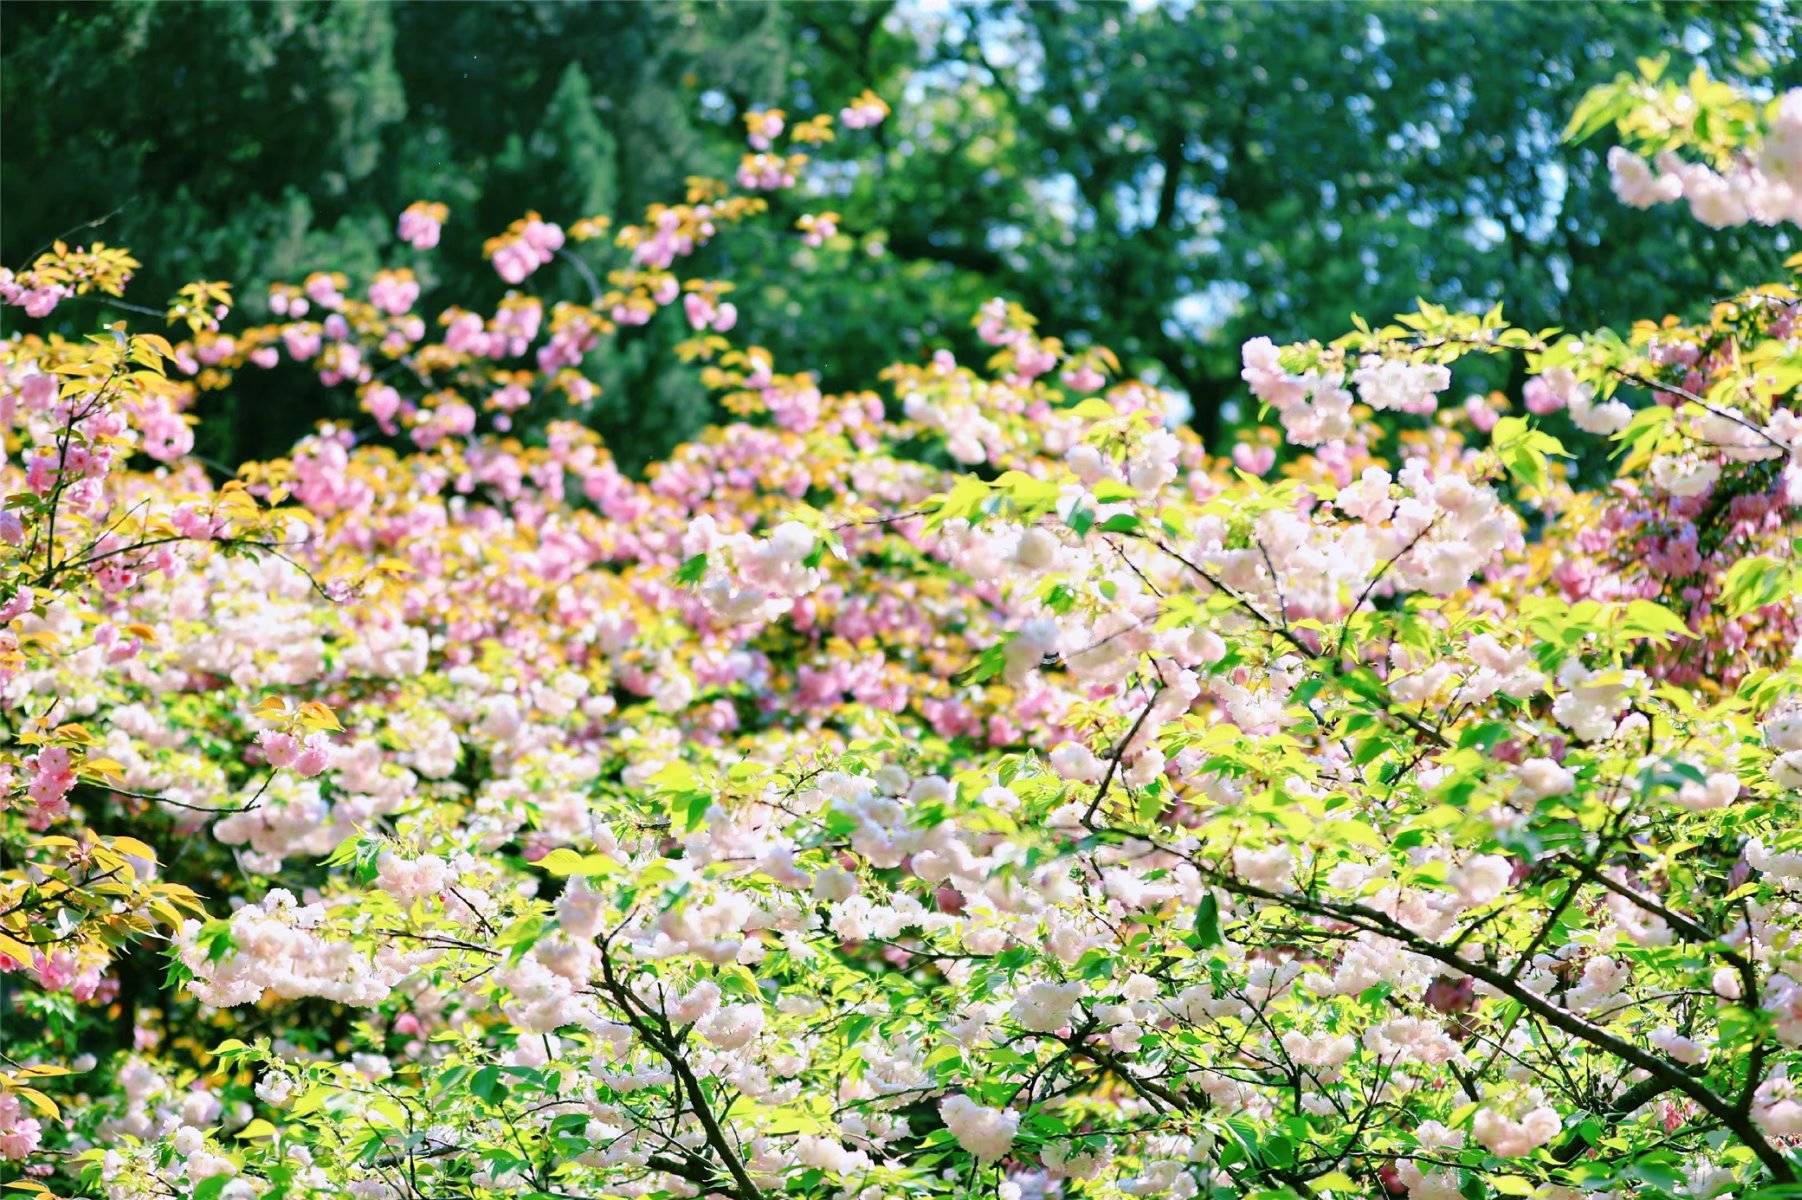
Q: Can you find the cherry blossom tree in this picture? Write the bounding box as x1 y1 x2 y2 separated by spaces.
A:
3 67 1802 1200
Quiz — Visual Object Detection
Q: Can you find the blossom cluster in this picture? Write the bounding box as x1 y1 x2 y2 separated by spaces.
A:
1584 68 1802 227
3 68 1802 1200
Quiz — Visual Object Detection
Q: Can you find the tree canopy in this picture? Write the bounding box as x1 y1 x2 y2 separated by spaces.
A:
5 1 1795 461
5 13 1802 1200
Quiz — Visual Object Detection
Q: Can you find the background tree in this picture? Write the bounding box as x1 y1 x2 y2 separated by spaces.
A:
776 0 1800 442
4 0 1796 462
1 0 787 466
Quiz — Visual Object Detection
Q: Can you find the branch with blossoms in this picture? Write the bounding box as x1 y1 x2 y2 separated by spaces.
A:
1570 56 1801 228
7 64 1802 1200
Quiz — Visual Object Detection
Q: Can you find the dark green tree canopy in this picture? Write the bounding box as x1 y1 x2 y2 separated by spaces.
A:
801 0 1798 439
4 0 1794 461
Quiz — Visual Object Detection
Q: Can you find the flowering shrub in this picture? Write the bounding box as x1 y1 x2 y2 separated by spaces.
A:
3 70 1802 1200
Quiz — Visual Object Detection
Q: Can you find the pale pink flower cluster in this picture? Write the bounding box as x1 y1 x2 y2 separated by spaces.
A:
683 517 823 625
1697 404 1795 464
1649 453 1721 497
632 207 714 271
1754 1066 1802 1136
18 381 146 503
1672 769 1740 812
442 297 542 361
1764 705 1802 793
1550 661 1643 743
1607 145 1686 208
699 1001 765 1050
1230 441 1276 475
1472 1098 1561 1156
0 1091 43 1160
375 851 450 901
397 202 445 249
1462 635 1546 703
939 1094 1018 1162
1351 354 1451 414
1516 756 1575 800
1747 838 1802 883
1540 365 1631 436
1240 337 1353 446
738 152 799 191
1391 1122 1464 1199
256 729 335 777
1566 954 1629 1011
840 96 888 130
21 744 77 828
1279 1030 1355 1070
367 269 420 316
683 292 739 332
1649 1026 1709 1064
1009 980 1083 1032
490 217 565 284
1364 1018 1462 1066
1607 91 1802 227
0 266 70 318
176 890 426 1007
1313 459 1516 600
556 878 609 940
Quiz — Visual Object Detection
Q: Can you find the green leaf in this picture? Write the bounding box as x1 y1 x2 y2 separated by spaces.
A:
197 918 237 964
535 848 619 877
674 553 708 585
495 913 545 964
1098 512 1142 534
470 1064 503 1103
1337 666 1391 706
1290 678 1326 708
993 469 1062 516
1194 893 1223 948
1090 480 1139 503
1135 780 1166 823
1611 401 1673 460
1618 599 1695 644
1625 1155 1686 1191
1722 555 1795 619
679 789 713 833
1491 415 1528 448
929 476 993 530
648 761 699 792
1324 819 1384 849
1492 415 1554 491
1563 80 1632 143
321 835 364 867
290 1086 331 1117
951 642 1010 687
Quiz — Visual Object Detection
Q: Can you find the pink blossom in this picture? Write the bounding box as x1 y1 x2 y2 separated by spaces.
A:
1232 443 1276 475
398 204 444 249
1523 376 1564 414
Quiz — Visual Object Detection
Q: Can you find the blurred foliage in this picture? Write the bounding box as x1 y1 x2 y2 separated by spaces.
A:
3 0 1797 466
1 0 787 467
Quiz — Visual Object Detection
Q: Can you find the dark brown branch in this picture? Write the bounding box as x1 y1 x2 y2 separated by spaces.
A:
1197 870 1794 1183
